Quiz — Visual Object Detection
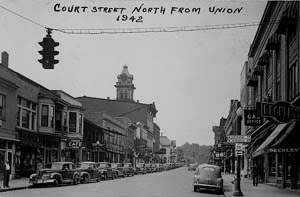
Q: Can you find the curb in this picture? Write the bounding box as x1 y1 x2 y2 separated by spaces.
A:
0 186 31 193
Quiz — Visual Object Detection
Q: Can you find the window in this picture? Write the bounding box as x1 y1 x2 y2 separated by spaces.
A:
69 112 77 132
40 104 55 128
276 50 281 101
63 111 67 130
79 114 83 134
55 110 62 131
0 94 6 120
17 97 37 131
288 61 299 101
41 105 49 127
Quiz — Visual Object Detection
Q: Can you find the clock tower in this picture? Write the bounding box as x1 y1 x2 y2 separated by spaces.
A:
115 65 136 101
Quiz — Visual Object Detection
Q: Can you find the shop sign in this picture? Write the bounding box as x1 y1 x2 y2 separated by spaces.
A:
269 148 300 153
244 109 263 126
227 135 251 143
67 140 82 148
235 143 243 156
256 101 300 123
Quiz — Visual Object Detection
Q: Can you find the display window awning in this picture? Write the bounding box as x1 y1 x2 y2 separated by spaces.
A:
249 120 275 140
252 123 289 157
271 121 297 148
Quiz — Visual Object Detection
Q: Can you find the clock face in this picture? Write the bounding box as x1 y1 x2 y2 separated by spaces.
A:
120 74 128 81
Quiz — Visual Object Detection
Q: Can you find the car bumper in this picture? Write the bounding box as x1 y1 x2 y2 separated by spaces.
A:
194 183 222 189
30 178 55 184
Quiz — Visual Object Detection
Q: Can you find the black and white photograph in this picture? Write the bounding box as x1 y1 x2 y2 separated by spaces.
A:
0 0 300 196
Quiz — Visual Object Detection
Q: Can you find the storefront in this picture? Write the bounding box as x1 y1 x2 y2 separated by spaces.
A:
252 121 300 189
16 130 61 177
61 138 82 164
0 138 16 180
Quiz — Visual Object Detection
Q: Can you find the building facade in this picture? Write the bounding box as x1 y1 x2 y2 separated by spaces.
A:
0 52 84 178
245 1 300 189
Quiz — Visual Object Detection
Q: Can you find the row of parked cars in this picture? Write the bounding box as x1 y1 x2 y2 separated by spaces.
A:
29 161 182 187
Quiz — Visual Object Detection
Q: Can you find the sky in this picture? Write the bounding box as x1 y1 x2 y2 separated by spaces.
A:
0 0 268 146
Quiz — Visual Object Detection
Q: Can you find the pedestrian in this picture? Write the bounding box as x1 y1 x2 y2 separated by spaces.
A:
3 160 11 188
252 163 258 187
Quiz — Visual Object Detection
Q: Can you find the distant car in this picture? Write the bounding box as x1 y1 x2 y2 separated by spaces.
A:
122 163 134 176
188 163 198 171
144 163 153 173
111 163 125 178
78 162 101 183
29 162 81 187
97 162 115 180
193 164 223 193
135 163 146 174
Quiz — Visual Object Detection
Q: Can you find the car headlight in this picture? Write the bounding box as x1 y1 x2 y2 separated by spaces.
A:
29 174 37 179
50 173 55 178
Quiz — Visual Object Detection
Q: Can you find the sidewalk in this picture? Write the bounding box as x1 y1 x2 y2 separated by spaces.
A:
0 178 30 192
223 174 300 197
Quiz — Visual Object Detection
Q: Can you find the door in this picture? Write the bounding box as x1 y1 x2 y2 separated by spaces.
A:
0 151 5 180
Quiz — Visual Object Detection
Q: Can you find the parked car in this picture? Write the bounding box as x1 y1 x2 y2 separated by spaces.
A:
29 162 81 187
97 162 115 180
162 163 169 171
144 163 153 173
193 164 223 193
77 161 101 183
135 163 146 174
122 163 134 176
111 163 125 178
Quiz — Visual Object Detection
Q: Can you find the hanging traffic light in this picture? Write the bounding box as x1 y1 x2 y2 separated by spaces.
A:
38 29 59 69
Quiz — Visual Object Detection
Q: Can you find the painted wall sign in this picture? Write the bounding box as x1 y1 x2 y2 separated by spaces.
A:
269 148 300 153
67 139 82 148
256 101 300 123
244 109 263 126
227 135 251 143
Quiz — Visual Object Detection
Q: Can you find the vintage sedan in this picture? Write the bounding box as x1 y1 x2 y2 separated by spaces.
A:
77 162 101 183
135 163 146 174
111 163 125 178
122 163 134 176
193 164 223 193
97 162 115 180
29 162 81 187
144 163 153 173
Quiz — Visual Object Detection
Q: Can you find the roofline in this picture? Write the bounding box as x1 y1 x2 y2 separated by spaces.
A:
2 65 64 102
248 2 275 57
77 95 150 106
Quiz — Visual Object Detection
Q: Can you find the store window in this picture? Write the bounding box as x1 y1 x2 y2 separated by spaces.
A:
0 94 6 120
17 97 37 131
269 153 276 176
69 112 77 132
277 153 283 177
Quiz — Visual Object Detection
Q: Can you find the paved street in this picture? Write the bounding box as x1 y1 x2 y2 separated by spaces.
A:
0 167 226 197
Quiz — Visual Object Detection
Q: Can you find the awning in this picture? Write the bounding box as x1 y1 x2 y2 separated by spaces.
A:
246 125 273 154
249 120 272 138
252 123 289 157
271 121 296 147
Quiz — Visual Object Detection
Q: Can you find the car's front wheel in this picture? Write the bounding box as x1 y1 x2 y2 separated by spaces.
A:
194 186 198 192
96 174 100 182
82 175 89 184
73 175 79 185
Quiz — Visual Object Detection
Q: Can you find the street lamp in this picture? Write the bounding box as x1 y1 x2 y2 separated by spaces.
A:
233 107 244 196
